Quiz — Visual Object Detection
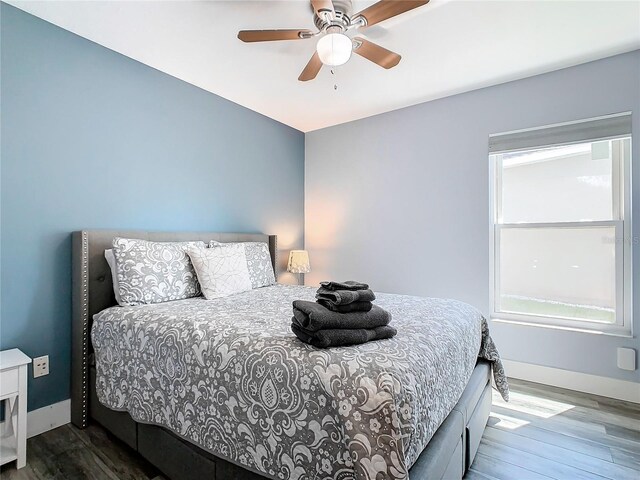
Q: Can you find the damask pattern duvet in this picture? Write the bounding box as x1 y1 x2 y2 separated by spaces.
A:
92 285 508 480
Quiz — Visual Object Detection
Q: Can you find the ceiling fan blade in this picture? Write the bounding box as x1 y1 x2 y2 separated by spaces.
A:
311 0 335 18
354 0 429 27
298 52 323 81
353 37 401 69
238 29 313 42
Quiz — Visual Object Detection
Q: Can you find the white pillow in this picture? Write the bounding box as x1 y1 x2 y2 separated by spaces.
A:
187 244 253 299
104 249 123 306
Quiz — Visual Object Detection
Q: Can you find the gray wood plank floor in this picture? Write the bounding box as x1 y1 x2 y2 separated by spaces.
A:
470 379 640 480
1 378 638 479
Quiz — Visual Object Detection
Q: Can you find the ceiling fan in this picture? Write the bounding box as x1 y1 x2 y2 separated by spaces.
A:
238 0 429 81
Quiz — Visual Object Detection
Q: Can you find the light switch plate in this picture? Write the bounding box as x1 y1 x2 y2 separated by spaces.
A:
617 348 636 371
33 355 49 378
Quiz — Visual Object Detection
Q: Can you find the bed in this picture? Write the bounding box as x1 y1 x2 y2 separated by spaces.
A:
71 230 508 480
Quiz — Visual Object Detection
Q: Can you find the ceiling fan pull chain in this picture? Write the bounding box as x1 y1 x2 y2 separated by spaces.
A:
331 68 338 91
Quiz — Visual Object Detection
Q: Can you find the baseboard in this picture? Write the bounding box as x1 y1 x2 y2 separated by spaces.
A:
0 399 71 438
503 360 640 404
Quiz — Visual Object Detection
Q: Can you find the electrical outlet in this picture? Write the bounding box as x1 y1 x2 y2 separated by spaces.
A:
617 348 636 371
33 355 49 378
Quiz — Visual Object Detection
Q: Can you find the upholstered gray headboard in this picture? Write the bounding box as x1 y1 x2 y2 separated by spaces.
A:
70 230 277 428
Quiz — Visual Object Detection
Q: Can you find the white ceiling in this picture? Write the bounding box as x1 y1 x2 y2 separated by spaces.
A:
7 0 640 132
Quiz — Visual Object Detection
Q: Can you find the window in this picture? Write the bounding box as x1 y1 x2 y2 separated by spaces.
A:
489 113 632 334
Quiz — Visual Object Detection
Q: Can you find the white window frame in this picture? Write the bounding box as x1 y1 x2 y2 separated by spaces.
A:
489 116 632 336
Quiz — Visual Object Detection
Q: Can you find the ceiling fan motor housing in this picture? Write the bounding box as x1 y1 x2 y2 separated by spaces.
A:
313 0 354 32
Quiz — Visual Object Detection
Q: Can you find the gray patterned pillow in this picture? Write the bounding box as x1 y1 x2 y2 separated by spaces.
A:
209 241 276 289
112 238 206 306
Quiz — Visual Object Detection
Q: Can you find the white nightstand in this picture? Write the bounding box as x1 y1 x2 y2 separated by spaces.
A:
0 349 31 469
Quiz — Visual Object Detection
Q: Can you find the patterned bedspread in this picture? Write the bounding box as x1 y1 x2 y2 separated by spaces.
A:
92 285 508 480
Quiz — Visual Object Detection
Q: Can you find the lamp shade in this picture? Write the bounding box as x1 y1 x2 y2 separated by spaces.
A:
316 33 352 66
287 250 311 274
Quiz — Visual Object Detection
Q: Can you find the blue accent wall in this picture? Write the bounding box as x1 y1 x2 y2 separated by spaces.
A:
0 3 305 411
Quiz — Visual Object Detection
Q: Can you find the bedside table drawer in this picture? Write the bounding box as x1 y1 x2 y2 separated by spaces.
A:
0 368 19 397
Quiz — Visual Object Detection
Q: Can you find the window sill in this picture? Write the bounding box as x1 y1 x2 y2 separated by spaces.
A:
491 317 634 338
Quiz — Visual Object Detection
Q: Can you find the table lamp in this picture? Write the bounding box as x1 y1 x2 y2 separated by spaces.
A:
287 250 310 285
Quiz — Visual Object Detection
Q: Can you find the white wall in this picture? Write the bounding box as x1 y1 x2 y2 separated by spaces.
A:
305 50 640 383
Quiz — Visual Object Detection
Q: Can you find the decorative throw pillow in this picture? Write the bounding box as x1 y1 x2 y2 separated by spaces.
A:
112 238 206 306
104 249 123 306
188 244 253 299
209 241 276 289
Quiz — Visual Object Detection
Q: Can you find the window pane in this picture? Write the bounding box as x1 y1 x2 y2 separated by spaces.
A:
500 141 613 223
498 227 616 323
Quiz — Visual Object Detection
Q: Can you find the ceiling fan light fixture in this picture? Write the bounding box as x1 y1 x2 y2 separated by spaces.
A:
316 32 352 66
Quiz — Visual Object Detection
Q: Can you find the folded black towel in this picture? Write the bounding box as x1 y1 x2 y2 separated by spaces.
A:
317 299 373 313
319 280 369 291
291 323 397 348
316 287 376 306
292 300 390 331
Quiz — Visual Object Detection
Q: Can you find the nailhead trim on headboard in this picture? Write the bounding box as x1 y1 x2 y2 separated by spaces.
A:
80 231 89 427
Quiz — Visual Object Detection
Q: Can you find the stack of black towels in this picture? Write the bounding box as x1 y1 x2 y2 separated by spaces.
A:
291 281 396 348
